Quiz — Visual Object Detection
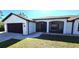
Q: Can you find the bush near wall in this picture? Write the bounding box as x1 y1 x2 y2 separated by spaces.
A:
0 22 4 31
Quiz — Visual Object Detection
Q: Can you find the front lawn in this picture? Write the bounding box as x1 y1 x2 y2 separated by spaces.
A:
0 39 20 48
8 34 79 48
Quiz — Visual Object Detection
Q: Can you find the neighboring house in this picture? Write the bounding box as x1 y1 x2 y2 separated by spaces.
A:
2 13 79 35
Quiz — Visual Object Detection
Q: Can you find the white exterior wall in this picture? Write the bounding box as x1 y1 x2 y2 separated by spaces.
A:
73 19 79 34
23 21 28 35
36 19 67 34
4 23 7 32
4 15 28 35
29 22 36 34
65 22 72 34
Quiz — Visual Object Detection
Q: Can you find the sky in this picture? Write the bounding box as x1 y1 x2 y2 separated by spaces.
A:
1 10 79 20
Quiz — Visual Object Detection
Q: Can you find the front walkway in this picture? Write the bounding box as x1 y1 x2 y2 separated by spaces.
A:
0 32 43 42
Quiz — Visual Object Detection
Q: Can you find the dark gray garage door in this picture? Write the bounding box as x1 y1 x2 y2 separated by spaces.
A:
7 23 23 34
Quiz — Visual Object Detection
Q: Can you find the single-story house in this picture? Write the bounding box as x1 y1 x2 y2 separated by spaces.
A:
2 13 79 35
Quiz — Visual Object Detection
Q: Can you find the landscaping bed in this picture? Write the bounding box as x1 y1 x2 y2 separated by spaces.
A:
37 34 79 43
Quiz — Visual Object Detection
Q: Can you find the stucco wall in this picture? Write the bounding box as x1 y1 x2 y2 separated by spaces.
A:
36 19 67 34
23 21 28 35
65 22 72 34
4 15 26 23
73 19 79 34
29 22 36 34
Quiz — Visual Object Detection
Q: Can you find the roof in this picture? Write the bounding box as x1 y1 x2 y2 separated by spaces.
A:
2 13 36 23
33 15 79 22
2 13 79 22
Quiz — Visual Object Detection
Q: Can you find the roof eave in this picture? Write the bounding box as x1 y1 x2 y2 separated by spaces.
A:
2 13 36 23
33 17 70 20
2 13 13 22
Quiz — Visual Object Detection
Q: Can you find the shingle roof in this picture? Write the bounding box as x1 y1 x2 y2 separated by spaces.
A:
68 16 79 21
33 15 79 22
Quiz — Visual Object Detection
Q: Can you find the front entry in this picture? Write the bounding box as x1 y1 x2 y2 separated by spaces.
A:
36 22 47 32
7 23 23 34
49 21 64 33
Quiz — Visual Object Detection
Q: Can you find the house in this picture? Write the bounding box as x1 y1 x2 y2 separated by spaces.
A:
2 13 79 35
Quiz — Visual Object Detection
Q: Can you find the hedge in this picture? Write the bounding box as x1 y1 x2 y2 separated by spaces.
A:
0 22 4 31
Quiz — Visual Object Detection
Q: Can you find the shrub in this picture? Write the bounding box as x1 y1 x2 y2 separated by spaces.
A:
0 22 4 31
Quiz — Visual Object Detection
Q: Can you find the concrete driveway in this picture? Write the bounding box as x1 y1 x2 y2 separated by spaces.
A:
0 32 43 42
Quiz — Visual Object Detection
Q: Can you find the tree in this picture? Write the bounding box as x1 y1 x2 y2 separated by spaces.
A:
19 12 28 18
0 22 4 31
0 11 3 19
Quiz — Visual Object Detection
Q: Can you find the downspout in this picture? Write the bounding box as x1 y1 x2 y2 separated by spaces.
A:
71 20 75 34
28 21 29 35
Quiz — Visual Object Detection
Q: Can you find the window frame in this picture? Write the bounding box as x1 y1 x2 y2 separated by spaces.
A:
78 23 79 31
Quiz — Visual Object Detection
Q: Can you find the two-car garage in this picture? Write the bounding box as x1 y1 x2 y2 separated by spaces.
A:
7 23 23 34
2 13 36 35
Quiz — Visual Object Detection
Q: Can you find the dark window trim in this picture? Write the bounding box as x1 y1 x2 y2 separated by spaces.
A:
78 23 79 31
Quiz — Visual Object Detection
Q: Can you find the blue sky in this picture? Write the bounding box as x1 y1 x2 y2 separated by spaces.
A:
1 10 79 20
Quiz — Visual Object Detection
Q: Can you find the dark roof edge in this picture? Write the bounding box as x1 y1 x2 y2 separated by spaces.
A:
2 13 13 22
67 20 74 22
72 18 79 21
2 13 36 23
33 17 70 20
67 17 79 22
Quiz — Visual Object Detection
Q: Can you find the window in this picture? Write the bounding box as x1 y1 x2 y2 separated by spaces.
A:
51 24 59 30
49 21 64 33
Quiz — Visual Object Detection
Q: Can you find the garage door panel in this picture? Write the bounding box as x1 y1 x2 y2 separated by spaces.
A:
7 23 23 33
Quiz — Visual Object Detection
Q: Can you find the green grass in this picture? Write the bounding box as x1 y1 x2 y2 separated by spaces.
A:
0 39 20 48
8 34 79 48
